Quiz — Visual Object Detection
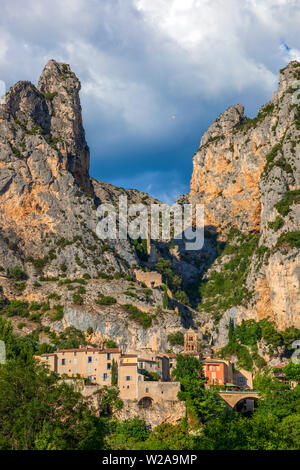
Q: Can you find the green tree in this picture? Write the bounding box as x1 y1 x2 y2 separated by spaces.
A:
228 318 234 342
283 362 300 382
107 417 150 449
172 354 226 424
111 359 117 386
136 421 193 450
9 266 24 280
163 289 169 309
0 359 105 449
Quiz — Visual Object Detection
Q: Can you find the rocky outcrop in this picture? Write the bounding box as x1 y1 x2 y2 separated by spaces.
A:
115 399 186 429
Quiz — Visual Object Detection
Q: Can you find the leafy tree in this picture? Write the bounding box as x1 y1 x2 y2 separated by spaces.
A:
107 417 150 449
283 362 300 382
172 354 226 424
228 318 234 342
0 359 105 449
111 359 117 386
167 331 184 346
163 289 168 309
136 421 193 450
174 290 190 306
105 339 117 348
9 266 24 280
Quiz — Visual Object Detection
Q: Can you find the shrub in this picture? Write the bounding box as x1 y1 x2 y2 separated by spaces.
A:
167 331 184 346
105 339 118 348
9 266 24 280
60 264 67 272
14 282 26 292
47 293 61 300
123 304 152 329
29 313 41 323
72 294 84 305
276 231 300 249
53 305 64 321
275 190 300 216
96 295 117 306
268 216 284 231
3 300 29 318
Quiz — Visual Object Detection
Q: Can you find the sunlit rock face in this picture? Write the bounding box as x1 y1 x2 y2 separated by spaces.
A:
190 61 300 330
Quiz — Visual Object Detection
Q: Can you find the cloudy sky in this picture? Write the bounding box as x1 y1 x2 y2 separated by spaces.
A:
1 0 300 202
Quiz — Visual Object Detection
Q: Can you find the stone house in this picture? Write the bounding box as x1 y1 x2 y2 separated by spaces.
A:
37 347 178 403
203 358 233 386
38 347 122 386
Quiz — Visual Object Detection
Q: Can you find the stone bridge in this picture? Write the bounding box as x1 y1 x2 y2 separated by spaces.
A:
218 391 259 409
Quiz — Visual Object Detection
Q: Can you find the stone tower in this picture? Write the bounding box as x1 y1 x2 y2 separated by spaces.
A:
184 329 198 353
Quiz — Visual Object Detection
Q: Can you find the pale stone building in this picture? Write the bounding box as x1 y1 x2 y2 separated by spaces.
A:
134 269 162 288
37 346 178 402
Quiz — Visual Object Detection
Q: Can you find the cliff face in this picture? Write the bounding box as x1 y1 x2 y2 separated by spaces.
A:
0 61 206 353
190 61 300 331
0 59 299 354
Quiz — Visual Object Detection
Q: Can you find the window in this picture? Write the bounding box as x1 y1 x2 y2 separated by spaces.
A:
88 365 92 373
62 368 65 374
87 356 93 363
74 358 78 365
106 353 111 360
61 359 66 366
103 373 109 381
106 363 111 370
138 362 143 369
46 356 49 360
125 376 131 381
73 367 77 374
74 352 77 356
146 388 149 393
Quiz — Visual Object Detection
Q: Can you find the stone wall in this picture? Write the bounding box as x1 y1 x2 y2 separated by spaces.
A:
137 381 180 402
134 270 162 288
115 399 186 429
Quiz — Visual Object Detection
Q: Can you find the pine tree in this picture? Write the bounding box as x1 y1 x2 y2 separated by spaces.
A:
111 358 117 386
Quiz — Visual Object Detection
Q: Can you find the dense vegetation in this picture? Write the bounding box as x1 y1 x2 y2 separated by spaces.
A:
0 316 299 450
197 228 258 321
218 318 300 371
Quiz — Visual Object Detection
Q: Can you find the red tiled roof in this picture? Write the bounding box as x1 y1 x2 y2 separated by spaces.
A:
41 347 121 355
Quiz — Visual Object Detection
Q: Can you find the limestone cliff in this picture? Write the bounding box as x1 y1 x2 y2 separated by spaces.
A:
0 60 207 353
190 61 300 332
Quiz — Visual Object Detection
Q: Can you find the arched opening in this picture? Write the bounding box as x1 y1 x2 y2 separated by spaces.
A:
234 397 258 416
138 396 153 408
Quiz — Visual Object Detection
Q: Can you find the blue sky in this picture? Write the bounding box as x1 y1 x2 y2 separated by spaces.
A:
1 0 300 203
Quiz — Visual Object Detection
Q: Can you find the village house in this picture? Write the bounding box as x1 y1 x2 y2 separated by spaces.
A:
37 329 255 402
202 358 233 386
37 347 178 403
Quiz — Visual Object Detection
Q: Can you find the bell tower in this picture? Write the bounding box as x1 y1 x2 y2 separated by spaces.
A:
184 329 198 353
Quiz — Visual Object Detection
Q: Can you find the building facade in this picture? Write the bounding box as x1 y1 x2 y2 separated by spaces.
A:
37 347 176 401
202 358 233 386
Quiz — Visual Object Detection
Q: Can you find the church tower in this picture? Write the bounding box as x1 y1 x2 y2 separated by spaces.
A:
184 328 198 353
